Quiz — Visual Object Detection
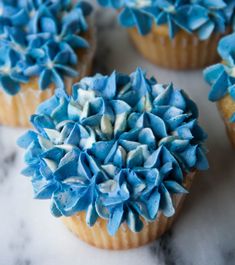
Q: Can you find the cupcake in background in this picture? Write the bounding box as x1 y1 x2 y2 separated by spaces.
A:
18 68 208 249
204 33 235 148
98 0 234 70
0 0 96 127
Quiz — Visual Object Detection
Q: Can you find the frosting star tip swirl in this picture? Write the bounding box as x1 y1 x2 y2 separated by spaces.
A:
0 0 92 95
98 0 235 39
18 68 209 235
204 32 235 122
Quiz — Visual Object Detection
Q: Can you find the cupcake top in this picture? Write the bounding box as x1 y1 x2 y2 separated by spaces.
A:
0 0 92 95
98 0 235 39
18 68 208 236
204 33 235 122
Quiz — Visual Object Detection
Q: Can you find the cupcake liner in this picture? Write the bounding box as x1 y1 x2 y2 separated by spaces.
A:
217 95 235 148
62 172 195 250
0 23 96 128
128 25 230 70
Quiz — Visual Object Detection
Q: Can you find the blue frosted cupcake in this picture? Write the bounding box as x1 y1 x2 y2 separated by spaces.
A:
18 68 208 249
98 0 234 69
0 0 95 127
204 33 235 147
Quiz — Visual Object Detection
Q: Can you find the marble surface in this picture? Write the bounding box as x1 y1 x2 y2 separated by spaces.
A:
1 5 235 265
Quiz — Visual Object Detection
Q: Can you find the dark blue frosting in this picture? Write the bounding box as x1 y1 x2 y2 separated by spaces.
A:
98 0 235 39
0 0 92 95
204 33 235 122
18 68 208 235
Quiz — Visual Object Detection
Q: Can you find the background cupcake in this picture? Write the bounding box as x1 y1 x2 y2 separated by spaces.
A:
204 33 235 148
18 68 208 250
98 0 234 70
0 0 96 127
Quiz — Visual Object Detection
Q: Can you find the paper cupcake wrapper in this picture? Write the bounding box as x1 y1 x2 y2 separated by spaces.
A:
224 123 235 148
0 21 96 128
62 172 195 250
0 84 55 127
128 25 230 70
217 95 235 148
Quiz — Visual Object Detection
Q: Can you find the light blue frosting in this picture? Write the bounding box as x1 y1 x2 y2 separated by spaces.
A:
18 68 208 236
0 0 92 95
204 33 235 122
98 0 235 39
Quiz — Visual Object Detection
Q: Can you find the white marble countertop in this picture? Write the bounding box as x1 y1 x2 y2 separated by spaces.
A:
1 5 235 265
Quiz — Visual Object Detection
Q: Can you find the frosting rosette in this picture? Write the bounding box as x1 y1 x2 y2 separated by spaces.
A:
0 0 92 95
18 68 208 235
204 33 235 122
97 0 235 39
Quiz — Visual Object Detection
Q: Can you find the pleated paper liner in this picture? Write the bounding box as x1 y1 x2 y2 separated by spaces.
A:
62 172 195 250
217 94 235 148
0 22 96 128
128 25 230 70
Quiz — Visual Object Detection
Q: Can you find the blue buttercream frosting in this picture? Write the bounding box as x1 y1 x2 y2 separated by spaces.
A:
204 33 235 122
0 0 92 95
18 68 208 235
98 0 235 39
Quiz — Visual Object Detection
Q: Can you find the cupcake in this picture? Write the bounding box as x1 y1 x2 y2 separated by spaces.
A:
204 33 235 148
0 0 96 127
18 68 208 249
98 0 234 70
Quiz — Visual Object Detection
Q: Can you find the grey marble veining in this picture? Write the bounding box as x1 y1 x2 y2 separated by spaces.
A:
0 5 235 265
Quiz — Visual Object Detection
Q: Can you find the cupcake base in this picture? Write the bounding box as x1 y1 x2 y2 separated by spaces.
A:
217 95 235 148
0 23 96 128
62 172 195 250
128 25 229 70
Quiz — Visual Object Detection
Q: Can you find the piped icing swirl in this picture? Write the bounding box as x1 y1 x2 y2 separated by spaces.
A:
18 68 208 235
204 33 235 122
0 0 92 95
98 0 235 39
